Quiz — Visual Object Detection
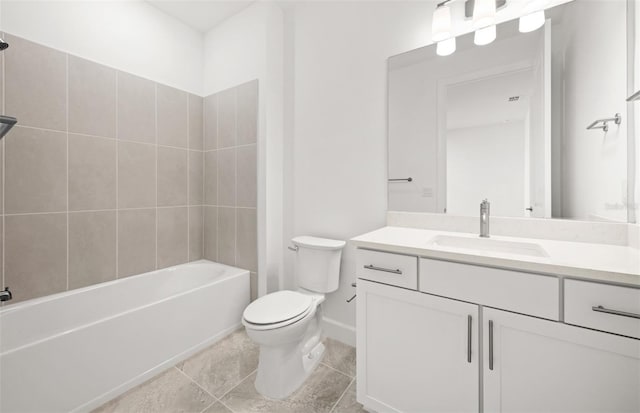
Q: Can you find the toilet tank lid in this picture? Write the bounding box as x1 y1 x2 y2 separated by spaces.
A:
292 236 346 251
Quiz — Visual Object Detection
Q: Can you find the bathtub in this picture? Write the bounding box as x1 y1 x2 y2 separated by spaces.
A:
0 260 250 413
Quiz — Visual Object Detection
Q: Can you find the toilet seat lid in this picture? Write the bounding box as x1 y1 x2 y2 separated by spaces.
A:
243 290 313 325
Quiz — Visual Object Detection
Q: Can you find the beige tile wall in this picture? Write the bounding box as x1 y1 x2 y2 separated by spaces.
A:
203 81 258 300
1 34 206 303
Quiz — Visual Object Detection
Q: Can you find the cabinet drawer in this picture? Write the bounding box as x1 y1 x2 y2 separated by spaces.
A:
356 249 418 289
565 280 640 339
420 258 559 320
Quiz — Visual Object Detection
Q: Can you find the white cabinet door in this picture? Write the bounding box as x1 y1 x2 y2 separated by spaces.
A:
483 308 640 413
357 280 479 413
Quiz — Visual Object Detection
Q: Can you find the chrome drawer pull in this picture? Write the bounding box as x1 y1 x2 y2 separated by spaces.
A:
592 305 640 319
364 264 402 275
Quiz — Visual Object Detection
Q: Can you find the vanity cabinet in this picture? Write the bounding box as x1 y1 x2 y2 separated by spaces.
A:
356 279 479 413
419 258 560 320
355 248 640 413
484 308 640 413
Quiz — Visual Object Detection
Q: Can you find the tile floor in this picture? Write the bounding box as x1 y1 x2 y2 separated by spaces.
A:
93 329 365 413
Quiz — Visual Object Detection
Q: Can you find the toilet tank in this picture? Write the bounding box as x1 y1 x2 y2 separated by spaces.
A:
292 236 346 293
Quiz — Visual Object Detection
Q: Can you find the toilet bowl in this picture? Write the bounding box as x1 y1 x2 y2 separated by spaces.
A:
242 236 345 399
243 290 326 399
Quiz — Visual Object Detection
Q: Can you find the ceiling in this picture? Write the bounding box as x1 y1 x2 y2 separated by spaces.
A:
147 1 256 33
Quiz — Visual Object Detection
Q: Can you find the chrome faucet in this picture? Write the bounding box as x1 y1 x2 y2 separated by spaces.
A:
0 287 12 302
480 199 490 238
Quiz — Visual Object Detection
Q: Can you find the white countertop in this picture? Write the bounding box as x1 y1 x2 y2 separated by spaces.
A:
351 226 640 287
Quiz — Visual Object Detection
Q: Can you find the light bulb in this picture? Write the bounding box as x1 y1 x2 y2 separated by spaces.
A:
432 3 452 43
437 37 456 56
519 10 545 33
474 25 496 46
473 0 496 30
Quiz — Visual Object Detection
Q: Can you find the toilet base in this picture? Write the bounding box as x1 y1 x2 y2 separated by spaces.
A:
253 321 325 399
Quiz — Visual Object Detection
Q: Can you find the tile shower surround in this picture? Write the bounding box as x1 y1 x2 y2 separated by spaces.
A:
203 81 258 299
0 33 258 303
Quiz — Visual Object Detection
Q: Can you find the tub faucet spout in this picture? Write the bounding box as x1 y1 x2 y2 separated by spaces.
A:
0 287 12 302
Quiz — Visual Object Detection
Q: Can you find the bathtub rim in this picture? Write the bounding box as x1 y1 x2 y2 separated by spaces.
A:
0 259 247 316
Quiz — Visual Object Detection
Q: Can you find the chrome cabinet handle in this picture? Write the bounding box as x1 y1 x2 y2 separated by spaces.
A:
363 264 402 275
488 320 494 371
467 315 472 363
592 305 640 319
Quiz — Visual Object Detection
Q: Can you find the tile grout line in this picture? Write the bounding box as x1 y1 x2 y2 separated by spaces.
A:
234 87 238 268
215 92 219 262
173 365 243 413
217 367 258 403
65 52 69 291
173 366 221 404
329 376 355 413
201 96 205 259
115 71 119 279
203 142 256 151
216 397 239 413
9 124 193 150
319 361 354 380
187 92 190 262
1 205 209 217
198 401 217 413
155 83 158 270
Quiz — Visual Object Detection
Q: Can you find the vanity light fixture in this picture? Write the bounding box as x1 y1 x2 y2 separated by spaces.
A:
472 0 496 28
437 37 457 56
519 0 548 33
432 0 453 42
473 0 497 45
474 24 496 45
433 0 456 57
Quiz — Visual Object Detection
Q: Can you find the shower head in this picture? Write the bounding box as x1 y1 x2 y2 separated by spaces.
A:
0 38 9 51
0 116 17 139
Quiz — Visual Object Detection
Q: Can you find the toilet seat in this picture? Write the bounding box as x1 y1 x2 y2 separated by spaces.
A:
243 290 315 331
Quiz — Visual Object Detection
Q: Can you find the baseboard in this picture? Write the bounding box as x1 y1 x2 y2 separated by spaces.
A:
322 317 356 347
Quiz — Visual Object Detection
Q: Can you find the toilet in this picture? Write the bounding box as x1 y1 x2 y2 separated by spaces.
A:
242 236 346 399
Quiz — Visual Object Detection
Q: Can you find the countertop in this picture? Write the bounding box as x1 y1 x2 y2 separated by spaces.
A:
351 226 640 287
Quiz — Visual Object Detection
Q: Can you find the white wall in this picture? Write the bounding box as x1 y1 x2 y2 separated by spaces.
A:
0 0 204 95
560 0 628 222
203 2 284 297
447 122 526 217
286 1 433 343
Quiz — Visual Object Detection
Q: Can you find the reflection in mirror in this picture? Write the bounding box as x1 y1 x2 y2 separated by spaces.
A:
388 0 631 222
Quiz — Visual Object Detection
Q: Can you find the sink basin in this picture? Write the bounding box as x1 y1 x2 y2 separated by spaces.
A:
427 235 549 258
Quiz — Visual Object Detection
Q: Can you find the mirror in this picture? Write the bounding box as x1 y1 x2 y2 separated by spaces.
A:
388 0 634 222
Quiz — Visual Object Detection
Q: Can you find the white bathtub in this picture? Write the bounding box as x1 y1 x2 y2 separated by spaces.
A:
0 260 250 413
